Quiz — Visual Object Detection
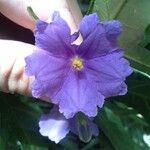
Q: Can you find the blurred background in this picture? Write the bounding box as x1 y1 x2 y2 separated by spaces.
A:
0 0 150 149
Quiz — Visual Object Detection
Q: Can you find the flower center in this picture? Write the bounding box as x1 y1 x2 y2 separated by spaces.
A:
71 56 84 71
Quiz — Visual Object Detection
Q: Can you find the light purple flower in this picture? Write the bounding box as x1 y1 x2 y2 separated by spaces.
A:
39 106 99 143
25 12 132 119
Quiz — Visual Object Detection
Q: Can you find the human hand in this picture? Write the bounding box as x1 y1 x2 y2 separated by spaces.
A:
0 0 82 100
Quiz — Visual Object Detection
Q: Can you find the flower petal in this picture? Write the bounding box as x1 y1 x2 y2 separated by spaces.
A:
39 107 69 143
71 32 80 43
86 51 133 97
78 24 119 59
103 20 122 38
35 12 73 57
78 18 123 59
25 49 69 99
34 20 48 35
80 13 100 39
54 69 104 118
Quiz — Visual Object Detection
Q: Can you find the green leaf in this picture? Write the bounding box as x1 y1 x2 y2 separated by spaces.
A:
86 0 96 15
60 138 79 150
93 0 150 75
81 136 114 150
97 103 149 150
77 0 91 15
0 93 51 149
123 71 150 125
0 136 6 150
139 24 150 48
21 142 48 150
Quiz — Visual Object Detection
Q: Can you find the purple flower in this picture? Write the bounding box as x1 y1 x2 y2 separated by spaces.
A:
39 106 99 143
25 12 132 119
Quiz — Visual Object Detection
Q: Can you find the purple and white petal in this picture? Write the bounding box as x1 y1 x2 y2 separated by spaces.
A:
39 107 99 143
86 51 133 97
39 107 69 144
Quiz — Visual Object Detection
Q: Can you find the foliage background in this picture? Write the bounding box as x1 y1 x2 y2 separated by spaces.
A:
1 0 150 149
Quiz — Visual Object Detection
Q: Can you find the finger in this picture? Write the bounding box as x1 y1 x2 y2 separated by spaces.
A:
0 0 82 32
0 39 49 102
0 40 34 95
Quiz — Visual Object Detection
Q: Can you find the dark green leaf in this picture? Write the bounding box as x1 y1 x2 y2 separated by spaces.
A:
139 24 150 48
0 93 51 149
78 0 91 15
0 136 6 150
97 103 149 150
123 71 150 125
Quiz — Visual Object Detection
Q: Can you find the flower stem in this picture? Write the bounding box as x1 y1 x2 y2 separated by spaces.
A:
27 6 39 20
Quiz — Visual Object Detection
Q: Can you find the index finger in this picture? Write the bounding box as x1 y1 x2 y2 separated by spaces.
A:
0 0 82 32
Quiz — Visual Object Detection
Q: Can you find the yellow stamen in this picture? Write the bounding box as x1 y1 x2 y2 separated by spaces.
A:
72 56 84 71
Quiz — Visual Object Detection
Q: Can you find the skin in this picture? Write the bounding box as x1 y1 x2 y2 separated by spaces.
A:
0 0 82 100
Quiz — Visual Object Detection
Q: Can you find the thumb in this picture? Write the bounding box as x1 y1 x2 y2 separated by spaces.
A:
0 40 49 102
0 40 33 95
